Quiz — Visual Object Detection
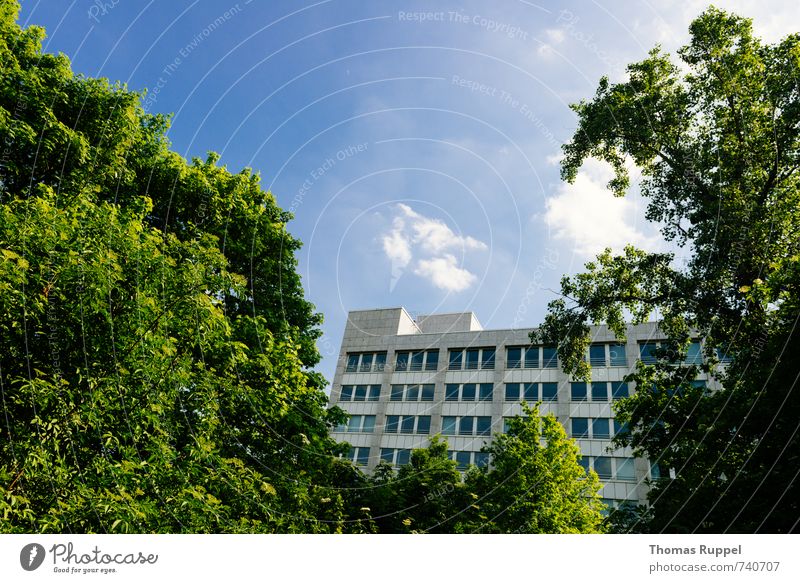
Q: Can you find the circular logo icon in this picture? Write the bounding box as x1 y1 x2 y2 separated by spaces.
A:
20 543 46 571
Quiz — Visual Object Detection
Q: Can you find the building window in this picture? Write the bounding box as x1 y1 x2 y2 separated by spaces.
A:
612 382 629 400
455 451 471 470
684 341 702 365
339 384 381 402
380 448 411 467
571 417 589 438
571 382 587 401
336 415 376 433
591 382 608 401
448 450 489 470
609 343 627 366
505 383 520 401
345 352 387 373
395 350 440 372
592 418 611 439
461 383 476 401
449 347 496 370
504 383 555 402
506 346 545 368
443 416 492 436
474 452 490 468
479 383 493 401
385 415 431 435
445 383 495 401
542 382 558 401
542 346 558 368
344 446 370 466
593 456 613 479
390 383 435 401
589 344 606 366
507 347 521 368
616 458 636 481
578 457 590 473
639 342 658 364
614 419 628 437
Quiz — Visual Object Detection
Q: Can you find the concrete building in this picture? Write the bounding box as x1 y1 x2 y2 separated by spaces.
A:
329 307 711 508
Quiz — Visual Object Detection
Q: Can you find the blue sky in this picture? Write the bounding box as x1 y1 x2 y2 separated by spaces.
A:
19 0 799 384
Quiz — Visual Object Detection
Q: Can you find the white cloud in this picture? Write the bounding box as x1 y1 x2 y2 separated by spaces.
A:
380 204 487 292
397 203 487 254
543 158 662 257
414 254 477 292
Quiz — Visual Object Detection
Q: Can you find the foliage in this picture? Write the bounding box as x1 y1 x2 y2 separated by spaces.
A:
365 406 605 534
540 7 800 532
0 0 365 533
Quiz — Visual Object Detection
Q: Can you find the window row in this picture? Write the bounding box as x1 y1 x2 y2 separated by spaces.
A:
334 415 376 433
506 346 558 369
570 382 629 402
385 415 431 435
448 347 495 370
586 343 627 367
571 417 628 439
578 456 636 481
445 383 493 402
449 450 491 470
339 384 381 402
345 352 387 373
442 416 492 436
639 341 702 365
390 383 435 402
504 382 558 402
380 448 412 467
395 350 439 371
342 446 370 466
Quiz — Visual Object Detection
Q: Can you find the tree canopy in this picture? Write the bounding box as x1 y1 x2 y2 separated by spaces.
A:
539 7 800 532
0 0 367 533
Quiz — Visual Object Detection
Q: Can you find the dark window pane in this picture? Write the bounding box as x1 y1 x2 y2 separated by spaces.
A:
525 346 539 368
612 382 629 400
455 451 471 470
542 346 558 368
340 385 353 402
465 349 479 370
397 449 411 466
346 355 359 373
474 452 490 468
390 385 404 401
589 344 606 366
571 382 587 401
374 353 386 371
400 416 415 434
442 417 456 435
395 352 408 372
572 418 589 438
405 384 419 401
445 384 460 402
717 347 733 363
459 416 475 436
505 383 520 401
449 350 463 370
461 383 476 401
591 382 608 401
476 416 491 436
503 418 512 433
410 351 425 371
368 385 381 401
425 350 439 371
541 383 558 401
416 416 431 434
481 348 495 370
385 415 399 433
421 384 435 402
362 416 375 433
523 383 537 401
609 343 627 366
640 343 658 364
354 385 367 402
356 447 370 466
684 342 702 365
650 462 661 479
359 353 373 372
507 347 521 368
592 418 611 439
594 456 612 479
614 419 628 437
346 447 356 462
380 448 394 463
578 457 590 472
479 383 493 401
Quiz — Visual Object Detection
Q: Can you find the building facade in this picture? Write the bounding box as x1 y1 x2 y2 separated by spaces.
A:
328 307 712 508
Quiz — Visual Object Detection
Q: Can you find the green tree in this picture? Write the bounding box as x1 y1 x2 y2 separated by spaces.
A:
0 1 364 533
538 7 800 532
365 407 605 534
